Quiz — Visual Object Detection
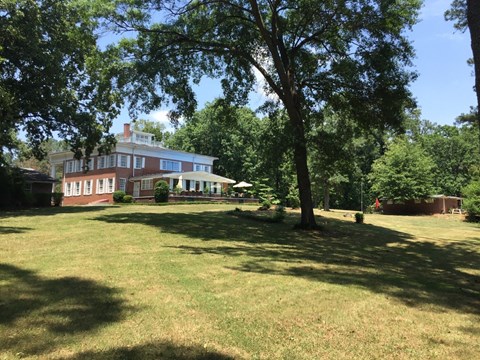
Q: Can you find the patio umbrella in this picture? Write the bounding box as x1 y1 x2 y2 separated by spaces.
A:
233 181 253 188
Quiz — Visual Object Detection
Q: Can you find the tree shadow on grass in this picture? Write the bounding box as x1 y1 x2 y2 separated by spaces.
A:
92 211 480 315
0 226 32 234
61 341 234 360
0 205 119 219
0 263 132 357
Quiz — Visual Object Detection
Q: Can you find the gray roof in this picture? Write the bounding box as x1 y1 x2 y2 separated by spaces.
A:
19 168 57 183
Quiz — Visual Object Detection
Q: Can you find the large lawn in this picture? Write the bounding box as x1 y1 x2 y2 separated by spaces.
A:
1 204 479 359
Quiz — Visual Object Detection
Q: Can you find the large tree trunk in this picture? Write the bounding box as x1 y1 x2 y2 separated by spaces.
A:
467 0 480 146
287 108 317 229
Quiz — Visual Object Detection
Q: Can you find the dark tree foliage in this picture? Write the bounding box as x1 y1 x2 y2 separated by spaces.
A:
0 0 120 163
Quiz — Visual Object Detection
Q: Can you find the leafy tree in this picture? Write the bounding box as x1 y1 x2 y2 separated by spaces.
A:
417 123 479 196
446 0 480 145
462 179 480 221
106 0 420 228
369 137 436 201
0 0 119 163
166 100 263 183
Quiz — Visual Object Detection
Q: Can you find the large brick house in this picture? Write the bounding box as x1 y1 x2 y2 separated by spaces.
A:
49 124 235 205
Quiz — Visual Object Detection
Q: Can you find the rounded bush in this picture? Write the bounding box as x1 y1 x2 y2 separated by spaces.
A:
123 195 134 203
113 190 126 203
355 212 364 224
154 180 170 203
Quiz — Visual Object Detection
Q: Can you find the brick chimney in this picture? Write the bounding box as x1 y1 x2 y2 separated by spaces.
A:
123 123 131 140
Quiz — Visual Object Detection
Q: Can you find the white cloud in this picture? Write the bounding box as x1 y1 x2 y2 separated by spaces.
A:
146 109 178 131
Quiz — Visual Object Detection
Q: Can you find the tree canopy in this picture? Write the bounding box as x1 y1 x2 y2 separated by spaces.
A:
104 0 420 228
369 137 435 201
0 0 120 163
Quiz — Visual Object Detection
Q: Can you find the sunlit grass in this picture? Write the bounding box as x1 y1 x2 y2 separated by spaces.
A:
1 204 479 359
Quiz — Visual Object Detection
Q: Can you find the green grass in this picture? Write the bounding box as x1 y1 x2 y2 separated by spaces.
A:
1 205 479 359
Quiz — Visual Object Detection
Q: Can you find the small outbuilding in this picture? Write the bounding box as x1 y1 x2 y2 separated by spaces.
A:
19 168 57 194
382 195 463 215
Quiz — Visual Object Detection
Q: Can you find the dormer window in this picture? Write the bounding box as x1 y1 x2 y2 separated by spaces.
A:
134 132 152 144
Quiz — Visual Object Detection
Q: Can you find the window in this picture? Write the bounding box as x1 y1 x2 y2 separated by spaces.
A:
65 182 72 197
108 154 116 168
97 179 105 194
118 155 130 168
119 178 127 192
66 160 83 173
85 158 94 172
97 155 116 169
97 156 106 169
134 156 144 169
141 178 153 190
84 180 92 195
74 181 81 196
24 182 32 193
194 164 210 172
107 178 115 193
66 161 74 174
160 160 181 171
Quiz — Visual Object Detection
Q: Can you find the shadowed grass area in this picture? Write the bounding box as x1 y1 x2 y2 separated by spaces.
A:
92 210 480 315
1 204 479 359
60 341 234 360
0 264 131 357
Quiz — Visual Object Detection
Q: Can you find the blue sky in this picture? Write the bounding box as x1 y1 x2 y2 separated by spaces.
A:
111 0 477 134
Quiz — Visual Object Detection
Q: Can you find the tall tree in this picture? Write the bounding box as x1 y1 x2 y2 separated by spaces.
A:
166 100 264 183
369 137 436 201
107 0 419 228
0 0 120 163
446 0 480 145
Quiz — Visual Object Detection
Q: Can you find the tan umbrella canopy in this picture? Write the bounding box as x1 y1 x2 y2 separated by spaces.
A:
233 181 253 188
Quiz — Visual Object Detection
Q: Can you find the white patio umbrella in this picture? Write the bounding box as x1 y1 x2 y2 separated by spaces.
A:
233 181 253 188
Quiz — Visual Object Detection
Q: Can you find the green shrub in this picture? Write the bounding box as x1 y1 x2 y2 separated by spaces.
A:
273 205 286 222
154 180 170 203
52 192 63 206
355 212 364 224
113 190 126 203
462 180 480 221
123 195 134 203
286 187 300 209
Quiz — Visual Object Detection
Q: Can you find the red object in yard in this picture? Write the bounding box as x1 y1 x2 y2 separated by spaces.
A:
375 198 380 209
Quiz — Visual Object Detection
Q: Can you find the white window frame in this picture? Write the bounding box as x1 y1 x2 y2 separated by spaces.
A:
107 154 116 168
85 158 94 172
160 160 181 172
84 180 92 195
65 182 72 197
141 178 153 190
119 178 127 192
97 179 105 194
107 178 115 193
194 164 211 173
74 181 81 196
97 156 106 170
66 161 73 174
134 156 145 169
118 154 130 168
